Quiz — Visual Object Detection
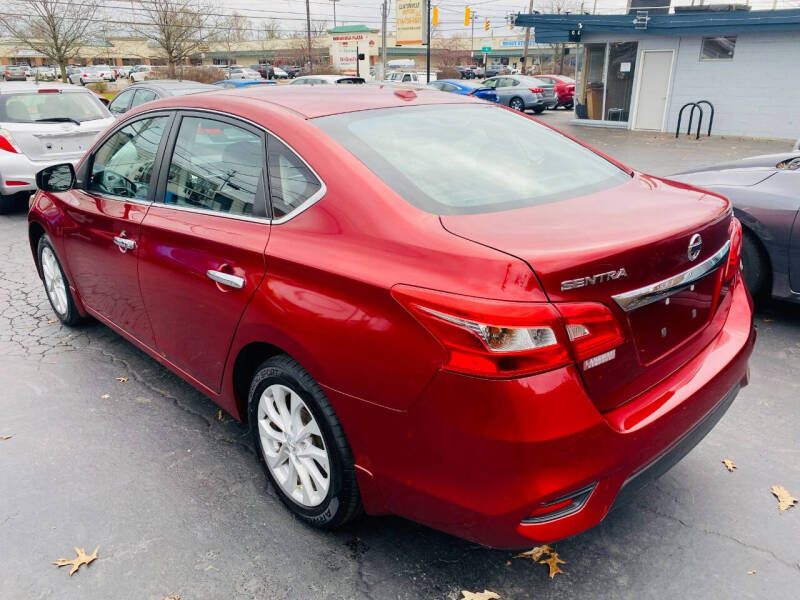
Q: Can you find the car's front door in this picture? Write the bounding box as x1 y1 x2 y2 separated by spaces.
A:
61 113 171 346
138 112 270 392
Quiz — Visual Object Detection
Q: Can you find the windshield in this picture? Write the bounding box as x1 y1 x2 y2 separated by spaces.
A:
0 91 109 123
314 104 630 215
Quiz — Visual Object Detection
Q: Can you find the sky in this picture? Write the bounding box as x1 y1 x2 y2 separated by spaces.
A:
218 0 800 36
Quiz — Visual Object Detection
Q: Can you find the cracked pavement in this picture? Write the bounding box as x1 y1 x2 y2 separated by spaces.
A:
2 147 799 598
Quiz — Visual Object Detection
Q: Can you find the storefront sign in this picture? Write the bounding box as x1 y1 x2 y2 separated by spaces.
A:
332 34 366 42
500 40 536 48
397 0 428 46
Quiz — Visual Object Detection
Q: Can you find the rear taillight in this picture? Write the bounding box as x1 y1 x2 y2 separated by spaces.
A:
725 217 743 281
556 303 624 370
528 86 544 93
0 130 19 153
392 285 571 378
392 286 625 378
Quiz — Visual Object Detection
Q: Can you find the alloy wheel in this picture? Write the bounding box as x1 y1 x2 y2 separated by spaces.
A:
41 246 68 317
257 383 331 508
510 98 524 111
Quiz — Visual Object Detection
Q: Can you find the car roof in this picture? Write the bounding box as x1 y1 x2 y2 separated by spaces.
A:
142 83 478 119
129 79 216 91
0 82 91 94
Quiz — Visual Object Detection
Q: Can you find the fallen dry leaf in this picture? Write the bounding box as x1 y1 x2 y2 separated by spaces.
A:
163 595 181 600
771 485 798 512
461 591 500 600
722 458 737 472
763 318 773 322
217 410 223 421
53 546 98 576
47 319 58 324
513 545 552 562
101 394 110 399
540 552 566 579
116 376 128 383
1 435 12 441
747 570 756 575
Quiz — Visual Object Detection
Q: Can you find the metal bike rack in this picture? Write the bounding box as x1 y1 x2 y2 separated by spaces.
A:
676 100 715 139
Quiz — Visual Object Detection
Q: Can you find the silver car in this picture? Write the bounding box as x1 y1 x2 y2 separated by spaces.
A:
481 75 556 114
67 66 104 86
0 82 115 213
3 66 27 82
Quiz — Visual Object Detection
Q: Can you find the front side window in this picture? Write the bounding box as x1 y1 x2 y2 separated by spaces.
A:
314 104 629 215
701 36 736 60
164 116 265 217
267 136 322 219
89 116 168 199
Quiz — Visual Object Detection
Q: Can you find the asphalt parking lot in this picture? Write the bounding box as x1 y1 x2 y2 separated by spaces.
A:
1 119 799 600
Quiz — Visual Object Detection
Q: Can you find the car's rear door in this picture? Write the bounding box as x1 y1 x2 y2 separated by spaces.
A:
61 112 172 347
137 111 270 392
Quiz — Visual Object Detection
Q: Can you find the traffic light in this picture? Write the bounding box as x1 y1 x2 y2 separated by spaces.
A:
484 18 490 31
432 6 438 26
464 7 470 27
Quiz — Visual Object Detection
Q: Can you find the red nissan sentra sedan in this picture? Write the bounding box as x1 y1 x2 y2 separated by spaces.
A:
28 85 755 549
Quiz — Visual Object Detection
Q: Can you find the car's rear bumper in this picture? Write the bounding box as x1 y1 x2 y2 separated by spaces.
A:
0 153 84 195
335 275 755 549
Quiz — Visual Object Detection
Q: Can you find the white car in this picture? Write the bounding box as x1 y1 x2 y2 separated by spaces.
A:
384 71 437 83
272 67 289 79
68 67 103 86
290 75 366 85
229 67 261 80
92 65 117 81
0 82 115 212
129 65 152 82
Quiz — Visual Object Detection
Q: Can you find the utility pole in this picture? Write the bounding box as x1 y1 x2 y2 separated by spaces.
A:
521 0 533 75
330 0 339 28
380 0 388 80
306 0 313 70
471 12 476 66
425 0 431 82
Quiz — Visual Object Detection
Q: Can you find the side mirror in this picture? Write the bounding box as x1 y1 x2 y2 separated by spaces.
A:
36 163 76 193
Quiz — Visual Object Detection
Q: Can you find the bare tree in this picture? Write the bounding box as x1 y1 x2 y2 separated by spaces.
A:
431 35 471 78
259 19 283 41
217 12 251 66
0 0 100 82
131 0 217 77
534 0 580 74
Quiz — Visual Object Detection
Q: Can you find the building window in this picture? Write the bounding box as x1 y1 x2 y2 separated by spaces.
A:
700 36 736 60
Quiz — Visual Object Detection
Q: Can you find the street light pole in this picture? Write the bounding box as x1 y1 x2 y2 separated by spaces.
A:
306 0 313 70
330 0 339 28
380 0 388 79
426 0 431 83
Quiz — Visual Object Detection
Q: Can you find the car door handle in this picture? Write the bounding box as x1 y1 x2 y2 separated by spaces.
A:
113 236 136 251
206 269 245 289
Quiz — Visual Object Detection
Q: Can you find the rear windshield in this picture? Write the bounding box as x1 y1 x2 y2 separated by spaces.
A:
314 104 630 215
0 91 108 123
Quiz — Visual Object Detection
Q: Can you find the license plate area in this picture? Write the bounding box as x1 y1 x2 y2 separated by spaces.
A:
627 271 719 365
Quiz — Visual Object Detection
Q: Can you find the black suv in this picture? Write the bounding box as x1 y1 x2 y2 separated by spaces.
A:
250 64 274 79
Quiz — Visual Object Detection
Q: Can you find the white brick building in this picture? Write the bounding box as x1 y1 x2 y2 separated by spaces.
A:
517 7 800 140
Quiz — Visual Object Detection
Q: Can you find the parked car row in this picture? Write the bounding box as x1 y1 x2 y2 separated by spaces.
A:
24 83 756 551
432 74 573 112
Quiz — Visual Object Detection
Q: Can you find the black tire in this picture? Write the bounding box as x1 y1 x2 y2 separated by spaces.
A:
79 78 85 86
248 355 362 528
533 106 545 114
0 193 22 214
509 97 525 111
741 230 769 299
37 234 85 326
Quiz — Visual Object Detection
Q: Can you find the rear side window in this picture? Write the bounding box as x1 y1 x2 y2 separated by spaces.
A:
89 116 168 199
267 136 322 219
314 104 629 215
0 91 108 123
164 116 265 217
130 89 158 109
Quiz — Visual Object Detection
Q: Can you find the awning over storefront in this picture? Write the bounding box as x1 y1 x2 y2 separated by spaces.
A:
514 8 800 43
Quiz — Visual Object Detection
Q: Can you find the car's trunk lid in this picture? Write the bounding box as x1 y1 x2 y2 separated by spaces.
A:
2 118 111 161
440 174 733 412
